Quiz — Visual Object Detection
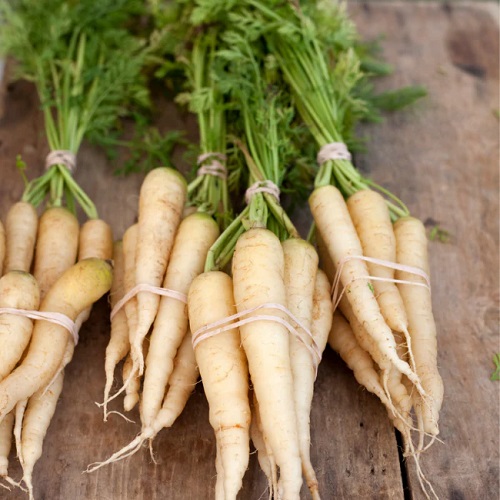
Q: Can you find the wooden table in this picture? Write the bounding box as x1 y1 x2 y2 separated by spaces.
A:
0 2 498 499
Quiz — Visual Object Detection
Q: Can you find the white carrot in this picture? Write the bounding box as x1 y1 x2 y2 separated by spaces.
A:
141 212 219 429
132 167 187 375
282 238 320 499
394 216 444 437
189 271 251 500
232 228 301 499
102 241 129 419
33 207 79 299
19 372 64 500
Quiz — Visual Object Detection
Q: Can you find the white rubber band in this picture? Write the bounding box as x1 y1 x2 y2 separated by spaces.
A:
317 142 351 166
331 255 431 312
45 150 77 173
192 302 322 374
110 283 187 321
0 307 79 345
245 180 280 205
197 152 227 180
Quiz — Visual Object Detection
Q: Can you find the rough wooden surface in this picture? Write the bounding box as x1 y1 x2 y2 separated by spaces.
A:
0 2 498 499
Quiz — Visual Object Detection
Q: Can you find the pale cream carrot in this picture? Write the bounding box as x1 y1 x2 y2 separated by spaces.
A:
309 185 425 396
141 212 219 429
232 228 301 500
132 168 187 375
282 238 320 499
4 201 38 274
189 271 251 500
19 372 64 500
394 216 444 436
33 207 79 299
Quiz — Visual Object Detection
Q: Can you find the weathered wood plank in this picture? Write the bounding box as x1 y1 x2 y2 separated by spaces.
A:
350 2 500 499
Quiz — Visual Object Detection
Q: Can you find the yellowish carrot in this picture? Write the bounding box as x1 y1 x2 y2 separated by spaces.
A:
102 241 129 418
0 411 14 484
0 258 113 420
20 372 64 500
155 330 199 430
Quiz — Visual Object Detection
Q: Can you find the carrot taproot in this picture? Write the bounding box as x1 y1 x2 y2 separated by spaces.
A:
0 258 113 420
250 391 277 500
347 190 409 332
0 272 40 382
122 353 140 413
102 240 129 419
282 238 320 498
132 167 187 375
19 371 64 500
311 269 334 356
154 330 199 429
232 228 301 500
347 189 417 376
394 216 444 437
141 212 219 429
188 271 251 500
4 202 37 274
0 411 14 486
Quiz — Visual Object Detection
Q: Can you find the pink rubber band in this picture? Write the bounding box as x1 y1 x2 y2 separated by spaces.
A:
0 307 79 345
331 255 431 312
45 150 77 173
245 180 280 205
110 283 187 321
317 142 352 165
191 302 322 373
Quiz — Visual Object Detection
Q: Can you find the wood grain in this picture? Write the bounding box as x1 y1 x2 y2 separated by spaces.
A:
0 2 498 499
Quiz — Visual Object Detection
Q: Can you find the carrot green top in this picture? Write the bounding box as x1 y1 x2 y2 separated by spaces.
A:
0 0 150 218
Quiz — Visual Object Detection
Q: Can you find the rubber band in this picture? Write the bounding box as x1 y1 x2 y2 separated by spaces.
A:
191 302 322 374
245 180 280 205
110 283 187 321
197 152 227 180
317 142 352 166
0 307 79 345
45 150 77 173
331 255 431 312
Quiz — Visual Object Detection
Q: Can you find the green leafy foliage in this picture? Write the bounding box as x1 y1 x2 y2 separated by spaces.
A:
0 0 151 216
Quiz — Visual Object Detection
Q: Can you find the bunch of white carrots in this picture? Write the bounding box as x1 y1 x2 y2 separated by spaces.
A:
314 187 443 498
0 0 153 496
88 3 444 498
0 200 114 498
90 26 233 469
